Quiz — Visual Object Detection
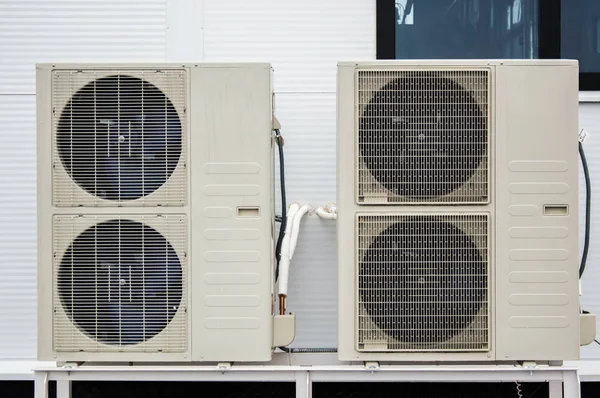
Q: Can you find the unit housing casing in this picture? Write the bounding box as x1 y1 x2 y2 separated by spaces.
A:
337 60 580 362
37 63 275 363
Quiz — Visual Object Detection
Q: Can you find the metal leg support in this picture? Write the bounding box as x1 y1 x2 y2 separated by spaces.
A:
34 372 49 398
57 380 72 398
562 369 581 398
549 380 563 398
295 371 312 398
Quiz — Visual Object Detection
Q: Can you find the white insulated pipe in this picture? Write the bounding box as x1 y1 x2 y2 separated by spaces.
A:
315 203 337 219
289 204 312 260
278 202 299 298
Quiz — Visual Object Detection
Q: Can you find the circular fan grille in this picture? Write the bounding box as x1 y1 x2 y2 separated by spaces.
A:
58 219 183 346
359 217 486 346
359 73 487 199
57 75 182 201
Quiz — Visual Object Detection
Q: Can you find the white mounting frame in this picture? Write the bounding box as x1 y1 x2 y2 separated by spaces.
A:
32 355 582 398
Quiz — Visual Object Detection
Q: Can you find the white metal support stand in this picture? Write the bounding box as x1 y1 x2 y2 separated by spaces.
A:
563 369 581 398
550 380 563 398
295 371 312 398
33 362 581 398
57 380 72 398
34 371 48 398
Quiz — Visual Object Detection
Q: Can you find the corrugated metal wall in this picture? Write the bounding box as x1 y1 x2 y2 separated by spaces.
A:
579 104 600 359
0 0 598 360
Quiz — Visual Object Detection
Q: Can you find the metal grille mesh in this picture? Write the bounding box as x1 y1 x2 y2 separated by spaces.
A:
357 69 489 204
52 69 187 207
53 215 187 352
357 214 489 352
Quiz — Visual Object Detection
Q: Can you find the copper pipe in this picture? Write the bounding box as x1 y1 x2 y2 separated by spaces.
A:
278 294 286 315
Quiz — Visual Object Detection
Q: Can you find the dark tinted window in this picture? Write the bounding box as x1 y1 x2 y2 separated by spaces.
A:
395 0 539 59
562 0 600 73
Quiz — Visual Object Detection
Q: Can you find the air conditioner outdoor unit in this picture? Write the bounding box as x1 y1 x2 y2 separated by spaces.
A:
337 60 580 362
37 63 275 363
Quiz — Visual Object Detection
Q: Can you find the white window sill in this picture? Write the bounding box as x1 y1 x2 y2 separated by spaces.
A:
579 91 600 103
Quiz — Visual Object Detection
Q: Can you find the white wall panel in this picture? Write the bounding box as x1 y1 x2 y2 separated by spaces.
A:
274 94 337 348
0 96 37 359
166 0 203 61
0 0 167 94
203 0 375 93
579 103 600 358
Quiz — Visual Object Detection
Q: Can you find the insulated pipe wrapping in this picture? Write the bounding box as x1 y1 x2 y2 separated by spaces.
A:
289 204 312 259
278 202 299 297
315 206 337 219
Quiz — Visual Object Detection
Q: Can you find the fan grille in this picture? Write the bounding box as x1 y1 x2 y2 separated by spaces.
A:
53 215 187 352
357 69 489 204
52 69 187 206
357 214 489 352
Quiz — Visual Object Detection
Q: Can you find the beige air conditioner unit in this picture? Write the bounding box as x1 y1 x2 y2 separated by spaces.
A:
337 60 580 363
37 63 275 363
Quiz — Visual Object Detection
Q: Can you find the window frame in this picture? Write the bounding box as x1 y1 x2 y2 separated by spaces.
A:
376 0 599 91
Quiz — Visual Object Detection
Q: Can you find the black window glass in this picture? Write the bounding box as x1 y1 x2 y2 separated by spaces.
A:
395 0 539 59
562 0 600 73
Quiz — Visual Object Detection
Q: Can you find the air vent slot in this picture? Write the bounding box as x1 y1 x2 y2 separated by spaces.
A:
544 204 569 216
238 207 260 217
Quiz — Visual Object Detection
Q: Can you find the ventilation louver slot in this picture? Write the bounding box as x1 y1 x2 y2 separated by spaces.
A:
53 215 187 352
357 214 489 352
52 70 187 206
357 69 489 204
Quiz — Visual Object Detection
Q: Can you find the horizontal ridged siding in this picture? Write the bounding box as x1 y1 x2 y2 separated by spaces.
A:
0 0 167 94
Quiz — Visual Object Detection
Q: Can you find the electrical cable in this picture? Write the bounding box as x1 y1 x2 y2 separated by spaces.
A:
278 346 337 353
579 141 591 278
274 129 286 281
515 381 523 398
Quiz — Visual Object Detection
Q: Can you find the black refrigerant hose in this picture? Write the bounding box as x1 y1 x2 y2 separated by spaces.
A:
278 346 337 353
579 141 591 278
274 129 286 281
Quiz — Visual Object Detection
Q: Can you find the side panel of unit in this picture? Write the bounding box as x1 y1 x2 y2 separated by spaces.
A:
190 65 274 362
36 65 54 361
337 63 357 361
494 62 580 361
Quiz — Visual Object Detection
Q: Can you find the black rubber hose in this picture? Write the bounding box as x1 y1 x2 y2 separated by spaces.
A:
579 141 591 278
274 130 286 280
278 347 337 353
